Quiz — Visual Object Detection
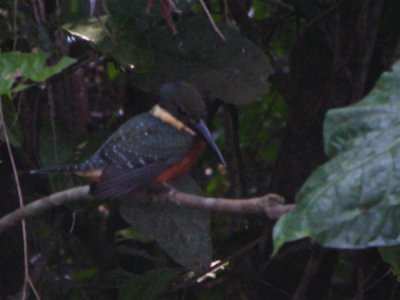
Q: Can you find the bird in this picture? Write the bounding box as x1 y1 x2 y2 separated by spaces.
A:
30 81 225 198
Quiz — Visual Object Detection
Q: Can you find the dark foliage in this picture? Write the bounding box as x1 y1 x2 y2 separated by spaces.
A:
1 0 400 299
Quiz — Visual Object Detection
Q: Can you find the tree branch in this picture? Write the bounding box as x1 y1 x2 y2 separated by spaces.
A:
0 185 294 234
0 186 91 234
160 188 294 218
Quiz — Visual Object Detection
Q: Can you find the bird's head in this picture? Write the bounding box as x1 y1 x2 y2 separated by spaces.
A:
158 81 225 165
159 81 206 123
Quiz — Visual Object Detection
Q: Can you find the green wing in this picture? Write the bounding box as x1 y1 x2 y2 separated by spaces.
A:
95 113 194 198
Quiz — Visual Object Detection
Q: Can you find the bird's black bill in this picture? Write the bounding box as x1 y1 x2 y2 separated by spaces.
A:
195 119 226 166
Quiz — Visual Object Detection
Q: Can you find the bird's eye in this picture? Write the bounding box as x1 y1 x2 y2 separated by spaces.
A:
177 105 195 123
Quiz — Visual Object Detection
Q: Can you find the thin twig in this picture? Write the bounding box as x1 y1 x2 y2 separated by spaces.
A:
0 98 39 299
27 276 41 300
198 0 226 41
261 0 293 10
0 185 293 234
362 269 391 294
306 0 344 30
48 83 59 164
37 0 46 23
13 0 18 50
30 0 41 25
224 104 246 198
292 245 323 300
11 214 67 300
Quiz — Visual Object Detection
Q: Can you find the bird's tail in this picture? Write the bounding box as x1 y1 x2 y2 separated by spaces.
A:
29 162 89 175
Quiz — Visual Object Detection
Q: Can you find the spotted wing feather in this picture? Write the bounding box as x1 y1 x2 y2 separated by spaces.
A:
95 113 194 198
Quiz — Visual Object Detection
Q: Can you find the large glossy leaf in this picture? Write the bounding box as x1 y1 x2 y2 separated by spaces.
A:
64 1 271 105
273 60 400 253
0 52 76 95
119 176 212 271
131 17 270 106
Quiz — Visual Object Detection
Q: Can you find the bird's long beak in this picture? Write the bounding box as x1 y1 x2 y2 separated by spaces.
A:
195 119 226 166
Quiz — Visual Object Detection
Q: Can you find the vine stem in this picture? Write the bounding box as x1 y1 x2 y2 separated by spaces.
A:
0 98 40 299
198 0 226 41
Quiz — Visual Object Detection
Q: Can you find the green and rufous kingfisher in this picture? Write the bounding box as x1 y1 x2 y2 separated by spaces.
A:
30 81 225 198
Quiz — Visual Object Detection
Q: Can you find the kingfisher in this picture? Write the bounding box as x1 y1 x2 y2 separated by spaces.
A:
30 81 225 198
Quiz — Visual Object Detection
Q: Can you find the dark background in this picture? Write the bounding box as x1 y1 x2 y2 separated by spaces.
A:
1 0 400 299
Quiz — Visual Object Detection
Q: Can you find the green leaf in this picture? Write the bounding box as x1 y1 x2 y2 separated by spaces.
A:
273 60 400 253
119 176 212 271
70 268 98 281
65 7 271 104
115 227 151 243
380 246 400 281
132 17 271 105
63 16 108 45
250 0 272 20
107 62 120 80
118 268 178 300
0 52 76 95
